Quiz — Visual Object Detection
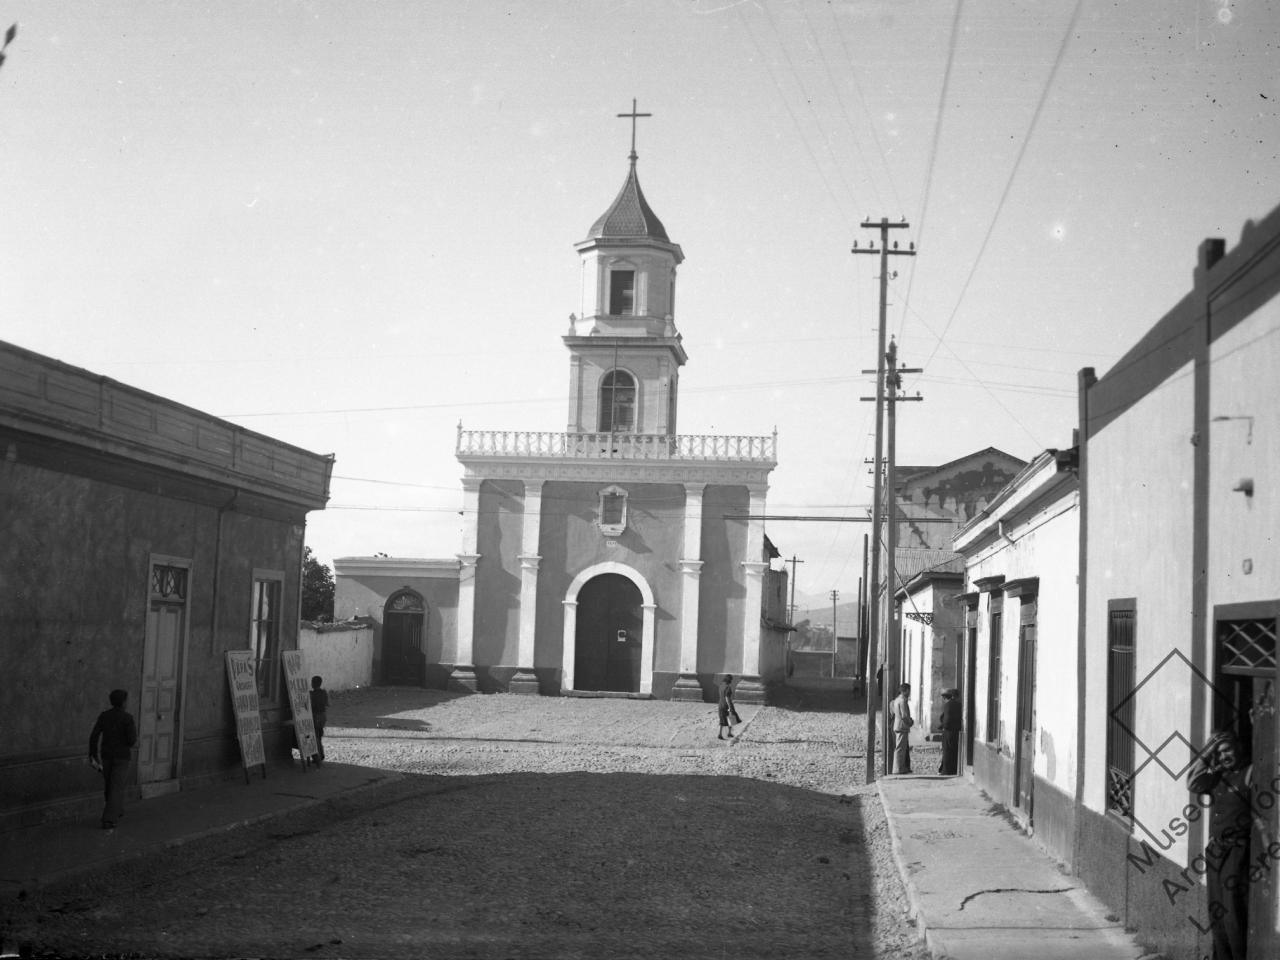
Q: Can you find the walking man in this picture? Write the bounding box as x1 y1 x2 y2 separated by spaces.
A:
889 682 914 774
89 689 137 830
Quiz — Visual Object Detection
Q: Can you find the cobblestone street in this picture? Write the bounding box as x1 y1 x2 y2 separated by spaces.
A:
8 686 934 959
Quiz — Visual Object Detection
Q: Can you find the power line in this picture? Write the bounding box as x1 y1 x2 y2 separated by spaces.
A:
795 3 889 215
758 1 864 220
898 0 967 342
821 2 905 218
737 4 853 225
918 0 1085 372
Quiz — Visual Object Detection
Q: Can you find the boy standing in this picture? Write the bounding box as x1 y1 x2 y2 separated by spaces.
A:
310 676 329 765
717 674 740 740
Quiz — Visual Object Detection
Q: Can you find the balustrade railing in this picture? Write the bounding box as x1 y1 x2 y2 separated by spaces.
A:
456 428 776 462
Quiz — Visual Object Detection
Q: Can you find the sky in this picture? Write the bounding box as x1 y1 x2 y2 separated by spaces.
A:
2 0 1277 608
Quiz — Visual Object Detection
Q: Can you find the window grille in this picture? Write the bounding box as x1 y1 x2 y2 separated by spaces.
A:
1106 606 1136 818
389 592 425 614
1218 618 1277 676
151 564 187 601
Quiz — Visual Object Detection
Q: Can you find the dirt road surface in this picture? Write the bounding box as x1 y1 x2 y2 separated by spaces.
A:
7 685 935 959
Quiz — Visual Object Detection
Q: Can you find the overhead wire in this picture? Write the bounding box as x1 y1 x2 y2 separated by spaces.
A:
745 2 893 590
895 0 967 343
795 2 890 216
736 3 852 225
821 0 905 219
755 1 864 221
915 0 1086 374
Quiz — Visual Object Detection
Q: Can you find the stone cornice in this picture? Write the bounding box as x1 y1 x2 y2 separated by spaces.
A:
459 459 774 486
334 557 459 580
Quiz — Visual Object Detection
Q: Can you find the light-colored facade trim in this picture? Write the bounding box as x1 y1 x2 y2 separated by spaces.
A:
560 561 657 695
333 557 460 581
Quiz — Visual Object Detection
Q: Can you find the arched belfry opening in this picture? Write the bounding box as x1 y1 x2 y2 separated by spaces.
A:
598 369 637 432
382 590 425 685
562 562 656 695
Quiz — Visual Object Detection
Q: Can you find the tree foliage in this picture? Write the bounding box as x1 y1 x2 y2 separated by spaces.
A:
301 546 335 622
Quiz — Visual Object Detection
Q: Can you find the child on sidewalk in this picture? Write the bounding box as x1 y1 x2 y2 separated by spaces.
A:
310 676 329 765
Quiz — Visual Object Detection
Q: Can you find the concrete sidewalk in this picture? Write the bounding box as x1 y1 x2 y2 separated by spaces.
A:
0 762 400 897
878 775 1155 960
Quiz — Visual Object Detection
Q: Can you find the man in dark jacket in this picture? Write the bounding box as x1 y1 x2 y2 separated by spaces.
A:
1187 732 1260 960
938 688 962 775
89 688 138 830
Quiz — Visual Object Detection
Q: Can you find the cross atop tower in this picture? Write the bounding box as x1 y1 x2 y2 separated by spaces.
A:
617 98 651 167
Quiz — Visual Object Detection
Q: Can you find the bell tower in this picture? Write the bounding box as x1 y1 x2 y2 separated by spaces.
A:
565 100 687 437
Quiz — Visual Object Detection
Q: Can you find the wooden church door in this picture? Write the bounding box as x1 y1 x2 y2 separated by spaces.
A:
574 574 643 693
383 592 425 686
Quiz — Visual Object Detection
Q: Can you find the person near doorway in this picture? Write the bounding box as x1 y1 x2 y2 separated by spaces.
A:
939 688 962 775
88 689 137 830
1187 731 1263 960
889 683 914 774
310 675 329 765
717 674 740 740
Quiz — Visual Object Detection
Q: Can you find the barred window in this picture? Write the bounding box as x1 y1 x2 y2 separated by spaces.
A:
986 603 1002 743
151 564 188 600
1106 601 1136 818
1218 618 1277 675
251 574 284 704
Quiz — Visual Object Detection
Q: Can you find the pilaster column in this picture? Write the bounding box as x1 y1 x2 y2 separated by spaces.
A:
639 602 657 695
671 482 706 701
560 599 578 692
452 476 482 691
736 485 769 703
511 480 544 695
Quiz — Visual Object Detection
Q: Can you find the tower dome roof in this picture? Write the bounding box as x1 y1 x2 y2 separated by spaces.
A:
586 163 670 242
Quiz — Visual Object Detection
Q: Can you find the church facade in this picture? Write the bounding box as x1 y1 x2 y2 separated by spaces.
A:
336 124 785 702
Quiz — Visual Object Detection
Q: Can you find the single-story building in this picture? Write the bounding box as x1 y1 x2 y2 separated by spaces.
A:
0 340 332 829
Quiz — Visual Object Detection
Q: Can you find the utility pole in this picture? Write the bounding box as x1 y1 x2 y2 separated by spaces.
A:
853 218 915 783
859 532 869 688
829 591 839 680
829 589 840 679
787 555 805 624
883 336 923 773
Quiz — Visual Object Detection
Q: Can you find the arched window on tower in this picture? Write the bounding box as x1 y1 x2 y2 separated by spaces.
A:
599 370 637 433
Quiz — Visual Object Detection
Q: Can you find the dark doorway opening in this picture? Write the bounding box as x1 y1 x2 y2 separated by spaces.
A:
383 592 425 686
1213 608 1277 960
574 574 643 692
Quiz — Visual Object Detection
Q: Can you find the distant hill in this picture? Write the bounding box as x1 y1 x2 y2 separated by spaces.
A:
794 601 863 637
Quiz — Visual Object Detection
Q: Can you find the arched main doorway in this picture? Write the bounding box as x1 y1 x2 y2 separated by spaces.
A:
562 563 656 695
574 574 643 692
383 591 425 685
